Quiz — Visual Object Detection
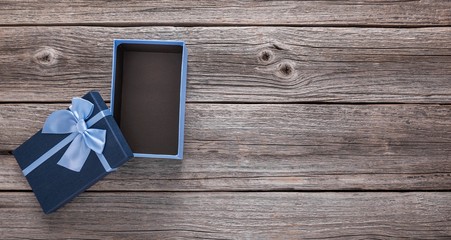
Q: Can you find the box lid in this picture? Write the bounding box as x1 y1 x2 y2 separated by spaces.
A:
13 91 133 213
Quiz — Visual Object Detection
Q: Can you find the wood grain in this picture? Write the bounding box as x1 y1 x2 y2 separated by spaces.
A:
2 103 450 191
0 26 450 103
2 1 450 237
0 192 450 239
1 0 450 27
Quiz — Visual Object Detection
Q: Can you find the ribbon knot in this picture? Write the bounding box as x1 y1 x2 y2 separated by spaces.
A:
42 97 107 172
76 120 87 134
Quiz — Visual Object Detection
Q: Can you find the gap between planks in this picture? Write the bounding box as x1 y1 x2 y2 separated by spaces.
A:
2 23 451 28
0 101 449 105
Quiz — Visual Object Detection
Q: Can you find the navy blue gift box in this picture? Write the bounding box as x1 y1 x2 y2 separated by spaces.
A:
14 91 133 214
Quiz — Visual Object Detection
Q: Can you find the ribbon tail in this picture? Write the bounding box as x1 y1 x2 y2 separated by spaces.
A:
57 134 90 172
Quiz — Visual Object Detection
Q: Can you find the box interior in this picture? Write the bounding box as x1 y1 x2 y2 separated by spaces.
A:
113 43 183 156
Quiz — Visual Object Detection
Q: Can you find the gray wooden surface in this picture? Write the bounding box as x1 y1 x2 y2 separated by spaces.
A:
0 1 450 239
1 27 450 103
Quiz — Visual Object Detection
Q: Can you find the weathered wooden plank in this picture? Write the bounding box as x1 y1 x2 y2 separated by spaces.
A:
0 26 450 103
1 1 450 26
1 103 450 191
3 154 451 191
0 192 450 239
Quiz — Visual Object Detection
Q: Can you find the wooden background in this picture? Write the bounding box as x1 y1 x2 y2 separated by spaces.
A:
0 1 450 239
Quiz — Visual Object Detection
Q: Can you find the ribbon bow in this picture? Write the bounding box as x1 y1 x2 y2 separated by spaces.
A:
43 97 106 172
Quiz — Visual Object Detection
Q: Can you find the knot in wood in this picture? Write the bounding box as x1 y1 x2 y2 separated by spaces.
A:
258 50 273 63
33 47 57 66
277 61 295 78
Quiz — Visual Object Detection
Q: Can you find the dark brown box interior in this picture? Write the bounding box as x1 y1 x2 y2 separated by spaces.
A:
113 43 182 155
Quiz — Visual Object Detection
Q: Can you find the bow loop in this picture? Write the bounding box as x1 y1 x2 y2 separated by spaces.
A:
69 97 94 120
42 110 78 134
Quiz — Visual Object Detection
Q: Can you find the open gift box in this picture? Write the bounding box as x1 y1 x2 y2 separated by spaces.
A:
111 39 188 159
13 39 188 213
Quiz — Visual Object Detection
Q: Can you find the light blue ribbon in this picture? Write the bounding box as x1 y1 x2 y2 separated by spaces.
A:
22 97 115 176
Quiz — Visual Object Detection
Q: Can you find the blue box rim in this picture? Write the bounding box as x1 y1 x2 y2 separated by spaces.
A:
111 39 187 159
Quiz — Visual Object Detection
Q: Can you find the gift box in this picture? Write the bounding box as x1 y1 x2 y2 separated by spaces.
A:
13 91 133 214
111 39 188 159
